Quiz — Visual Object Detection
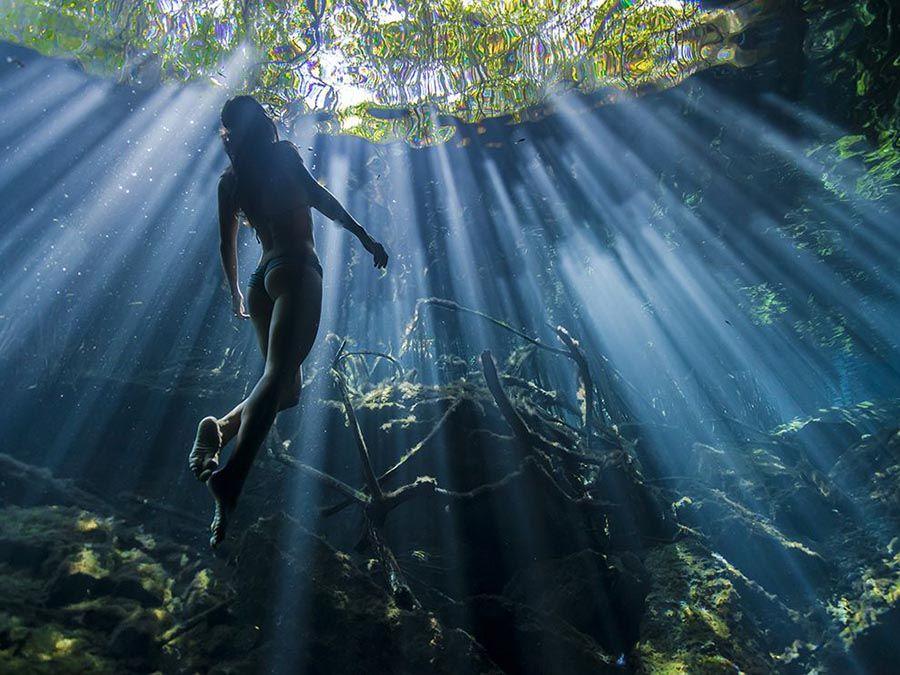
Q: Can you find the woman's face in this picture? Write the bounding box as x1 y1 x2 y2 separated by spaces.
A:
219 125 234 158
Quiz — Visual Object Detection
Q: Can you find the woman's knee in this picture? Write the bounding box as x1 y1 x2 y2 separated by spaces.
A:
277 390 300 411
252 372 289 406
254 371 300 411
277 369 302 411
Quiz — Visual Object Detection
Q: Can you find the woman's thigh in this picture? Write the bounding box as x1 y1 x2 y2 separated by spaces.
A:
247 283 274 358
262 264 323 381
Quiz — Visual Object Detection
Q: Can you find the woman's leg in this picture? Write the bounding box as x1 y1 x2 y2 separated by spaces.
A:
218 282 275 444
207 264 322 546
214 285 303 448
188 283 273 481
216 368 301 447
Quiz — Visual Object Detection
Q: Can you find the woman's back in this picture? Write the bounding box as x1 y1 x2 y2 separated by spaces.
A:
226 141 315 257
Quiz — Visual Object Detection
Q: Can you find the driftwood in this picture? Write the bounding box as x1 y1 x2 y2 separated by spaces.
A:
269 301 648 605
402 297 569 357
273 330 629 605
555 326 595 448
401 297 642 430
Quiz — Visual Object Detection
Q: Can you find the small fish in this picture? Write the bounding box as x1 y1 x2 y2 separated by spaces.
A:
6 56 25 68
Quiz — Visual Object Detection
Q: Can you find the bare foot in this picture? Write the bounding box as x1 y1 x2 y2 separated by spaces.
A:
207 470 237 548
189 416 222 482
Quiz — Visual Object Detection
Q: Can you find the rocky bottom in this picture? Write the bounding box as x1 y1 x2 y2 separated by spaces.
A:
0 400 897 673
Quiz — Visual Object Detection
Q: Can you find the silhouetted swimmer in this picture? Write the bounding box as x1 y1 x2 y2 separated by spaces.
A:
189 96 388 547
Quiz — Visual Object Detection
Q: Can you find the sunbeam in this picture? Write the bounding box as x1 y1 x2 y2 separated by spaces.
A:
0 1 898 672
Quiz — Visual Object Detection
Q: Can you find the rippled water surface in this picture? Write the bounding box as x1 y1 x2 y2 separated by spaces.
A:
1 0 764 143
0 1 898 672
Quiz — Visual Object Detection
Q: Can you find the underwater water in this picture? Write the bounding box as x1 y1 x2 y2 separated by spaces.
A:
0 1 898 673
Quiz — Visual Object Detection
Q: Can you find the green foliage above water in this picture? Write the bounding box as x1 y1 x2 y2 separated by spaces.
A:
0 0 759 144
803 0 900 200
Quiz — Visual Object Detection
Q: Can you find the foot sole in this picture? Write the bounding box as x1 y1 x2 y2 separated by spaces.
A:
189 416 222 482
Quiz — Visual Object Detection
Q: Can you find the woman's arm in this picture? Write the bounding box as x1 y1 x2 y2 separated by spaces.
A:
218 173 249 318
310 185 388 268
288 146 388 269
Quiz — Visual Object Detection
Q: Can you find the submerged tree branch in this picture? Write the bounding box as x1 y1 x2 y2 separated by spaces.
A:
556 325 595 449
403 298 569 357
333 368 384 501
320 397 463 518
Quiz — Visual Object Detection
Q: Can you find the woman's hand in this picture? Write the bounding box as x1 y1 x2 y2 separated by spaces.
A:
231 291 250 319
368 241 389 269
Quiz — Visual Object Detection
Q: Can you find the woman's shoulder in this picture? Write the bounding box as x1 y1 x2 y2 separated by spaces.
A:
275 140 305 164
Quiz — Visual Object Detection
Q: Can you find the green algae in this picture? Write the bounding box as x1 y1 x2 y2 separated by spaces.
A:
0 504 234 672
828 552 900 648
635 541 780 673
0 613 115 674
740 282 788 326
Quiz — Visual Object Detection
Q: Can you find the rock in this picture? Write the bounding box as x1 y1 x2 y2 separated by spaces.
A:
107 612 158 658
503 549 648 655
231 513 502 674
635 540 803 673
0 501 235 673
0 536 52 572
46 570 109 607
63 599 131 633
443 594 619 675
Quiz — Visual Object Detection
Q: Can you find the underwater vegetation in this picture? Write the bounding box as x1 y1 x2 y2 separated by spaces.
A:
0 0 898 674
0 310 897 672
0 0 763 144
800 0 900 202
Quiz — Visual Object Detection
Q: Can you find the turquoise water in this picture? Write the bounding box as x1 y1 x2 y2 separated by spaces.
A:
0 2 897 673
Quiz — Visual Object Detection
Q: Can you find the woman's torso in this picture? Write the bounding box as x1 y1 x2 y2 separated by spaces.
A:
229 141 317 266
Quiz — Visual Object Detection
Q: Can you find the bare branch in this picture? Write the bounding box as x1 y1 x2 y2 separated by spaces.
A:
332 368 384 500
480 350 543 456
379 397 462 484
320 397 463 518
159 596 235 646
404 298 568 357
556 325 595 449
271 450 370 505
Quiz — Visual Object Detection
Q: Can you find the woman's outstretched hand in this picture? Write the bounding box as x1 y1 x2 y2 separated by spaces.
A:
231 291 250 319
368 241 388 269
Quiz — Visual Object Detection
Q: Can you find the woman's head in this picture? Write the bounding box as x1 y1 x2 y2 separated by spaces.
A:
220 96 278 161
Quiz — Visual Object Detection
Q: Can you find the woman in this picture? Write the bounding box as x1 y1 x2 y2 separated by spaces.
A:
189 96 388 547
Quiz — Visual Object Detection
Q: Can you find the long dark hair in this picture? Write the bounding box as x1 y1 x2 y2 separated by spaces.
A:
220 96 279 214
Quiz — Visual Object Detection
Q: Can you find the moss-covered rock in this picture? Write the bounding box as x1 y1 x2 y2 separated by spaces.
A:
634 540 803 673
0 502 236 673
230 512 502 674
503 549 648 656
